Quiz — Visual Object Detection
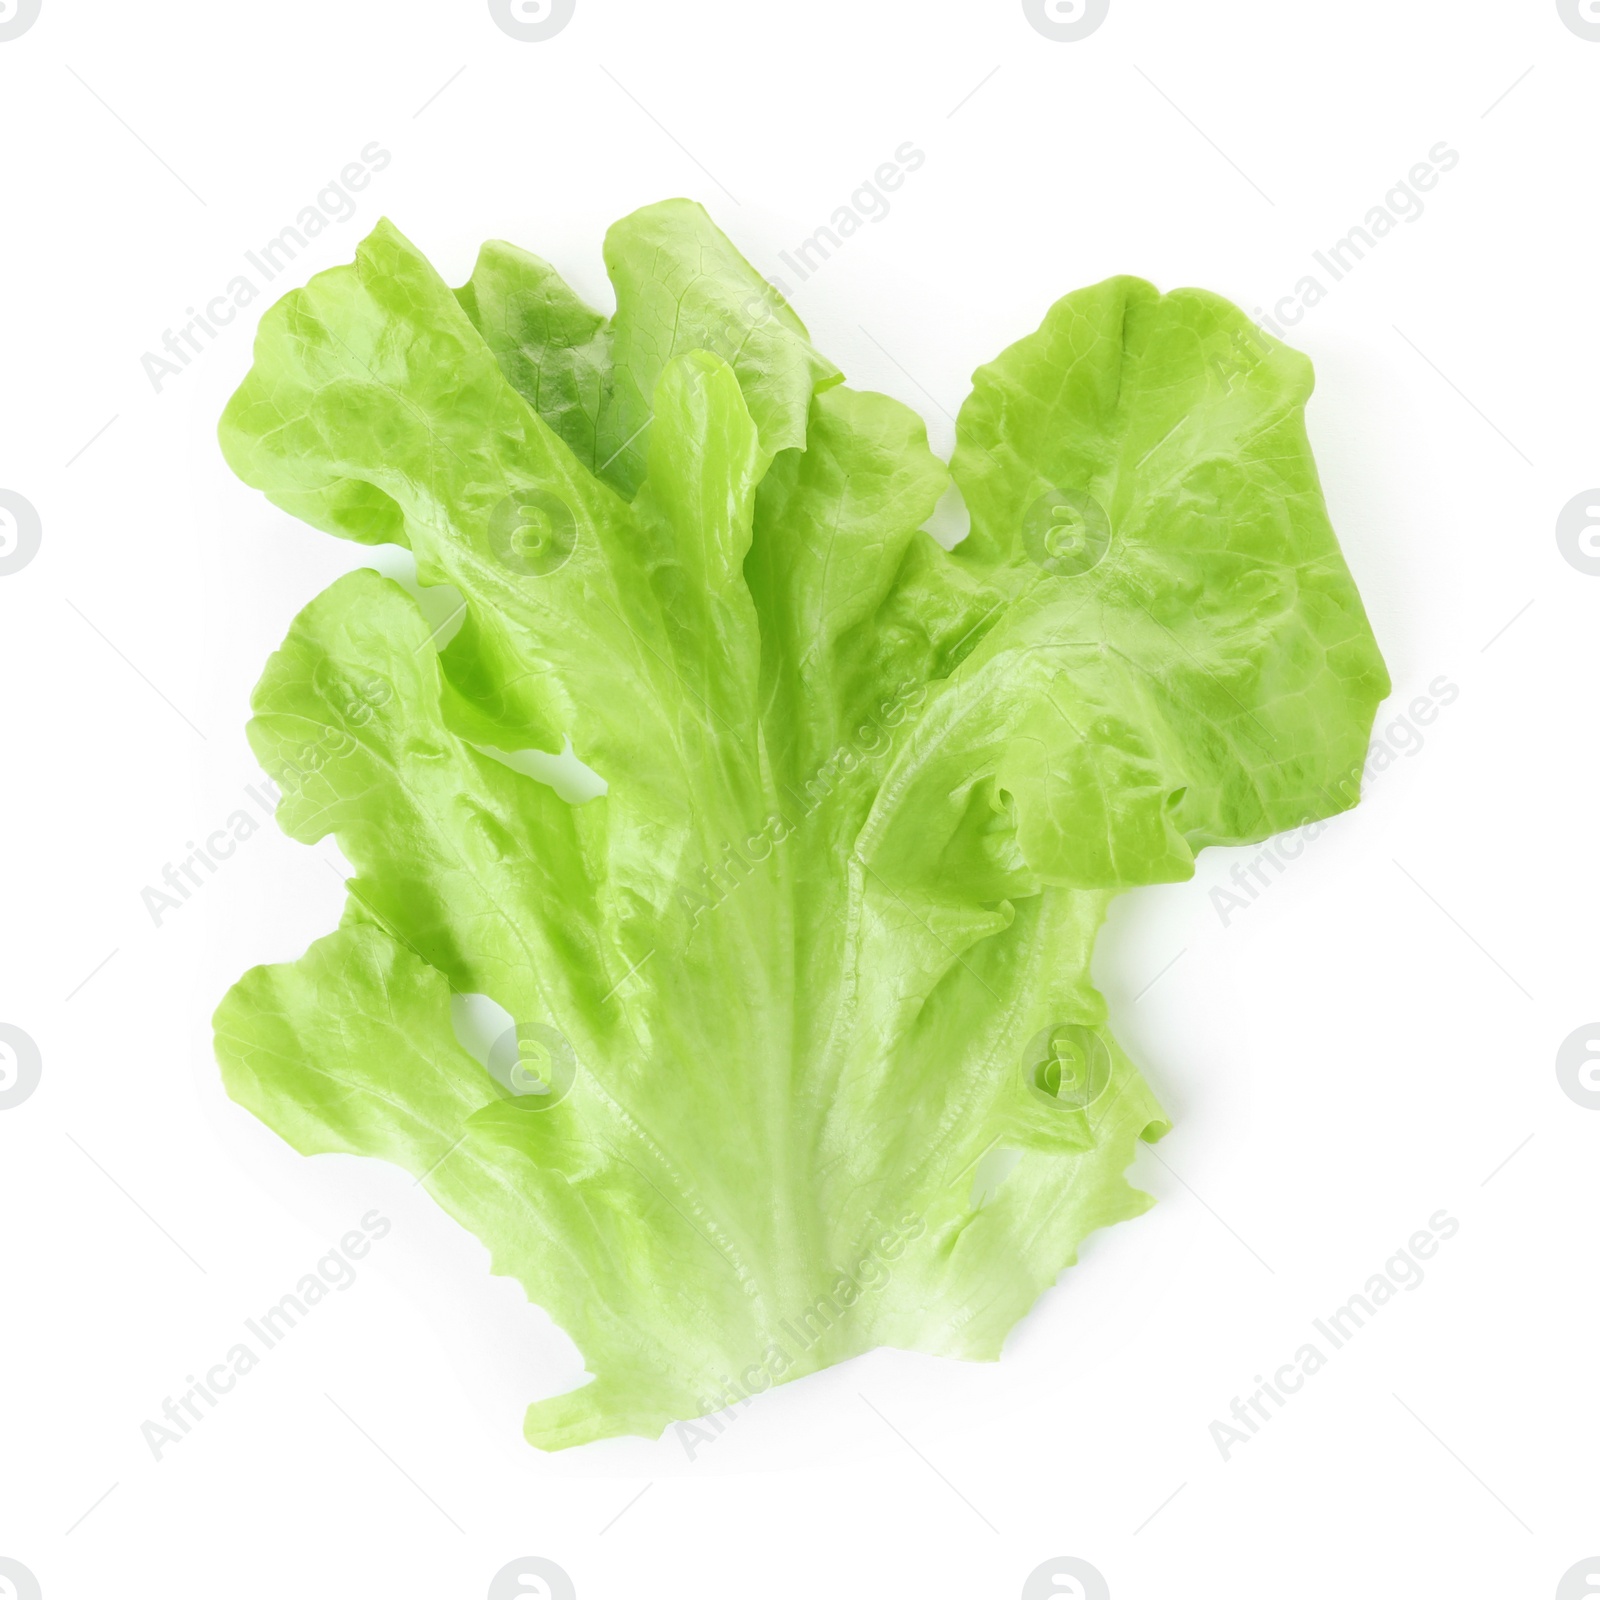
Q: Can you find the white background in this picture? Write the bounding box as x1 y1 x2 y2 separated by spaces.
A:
1 1 1594 1596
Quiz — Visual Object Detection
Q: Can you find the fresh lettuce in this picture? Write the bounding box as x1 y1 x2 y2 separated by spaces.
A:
214 201 1388 1449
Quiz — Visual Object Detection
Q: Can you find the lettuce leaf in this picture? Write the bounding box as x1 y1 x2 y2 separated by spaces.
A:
214 201 1388 1449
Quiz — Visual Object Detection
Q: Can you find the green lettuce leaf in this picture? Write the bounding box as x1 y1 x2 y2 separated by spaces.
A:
214 202 1388 1449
